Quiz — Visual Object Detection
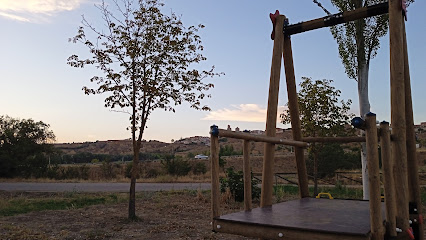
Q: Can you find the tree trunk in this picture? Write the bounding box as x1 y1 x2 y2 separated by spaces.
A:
358 62 371 200
313 148 319 197
128 140 140 219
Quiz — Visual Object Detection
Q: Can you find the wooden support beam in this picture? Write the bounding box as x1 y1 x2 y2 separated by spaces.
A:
365 113 384 240
302 136 365 143
283 19 310 198
261 15 285 207
284 2 388 36
389 0 410 232
380 121 397 237
403 19 423 240
217 129 308 147
210 127 220 220
243 140 252 211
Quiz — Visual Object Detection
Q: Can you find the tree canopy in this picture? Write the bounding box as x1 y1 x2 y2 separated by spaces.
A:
281 77 354 138
0 115 56 178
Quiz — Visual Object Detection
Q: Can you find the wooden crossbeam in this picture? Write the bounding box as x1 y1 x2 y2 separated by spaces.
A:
302 136 365 143
284 2 388 36
217 129 308 148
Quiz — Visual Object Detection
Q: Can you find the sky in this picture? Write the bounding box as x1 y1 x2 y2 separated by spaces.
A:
1 0 425 144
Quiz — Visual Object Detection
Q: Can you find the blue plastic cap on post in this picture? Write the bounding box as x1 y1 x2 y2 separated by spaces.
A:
210 125 219 137
365 112 376 117
351 117 366 129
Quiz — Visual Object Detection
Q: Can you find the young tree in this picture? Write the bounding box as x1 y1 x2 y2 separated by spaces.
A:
0 115 56 178
281 77 354 195
67 0 220 219
324 0 414 199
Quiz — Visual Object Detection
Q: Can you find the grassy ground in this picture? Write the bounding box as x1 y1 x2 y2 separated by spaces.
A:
0 192 128 217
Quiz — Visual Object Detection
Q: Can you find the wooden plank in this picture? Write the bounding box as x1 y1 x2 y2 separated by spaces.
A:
217 129 308 147
261 14 285 207
380 121 397 237
210 129 220 219
284 2 388 36
213 220 369 240
214 198 384 240
389 0 410 231
243 139 252 211
403 19 424 239
283 19 309 198
302 136 365 143
365 113 384 240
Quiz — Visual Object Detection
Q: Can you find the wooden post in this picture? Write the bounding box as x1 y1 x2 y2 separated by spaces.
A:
365 113 383 240
210 126 220 220
380 121 397 237
243 140 252 211
283 18 309 198
403 19 423 240
261 15 285 207
389 0 410 232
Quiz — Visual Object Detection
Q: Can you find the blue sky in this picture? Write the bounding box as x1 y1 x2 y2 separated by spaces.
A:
1 0 425 143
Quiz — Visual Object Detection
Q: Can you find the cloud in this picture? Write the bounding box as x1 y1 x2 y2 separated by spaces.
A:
0 12 30 22
202 104 287 123
0 0 87 22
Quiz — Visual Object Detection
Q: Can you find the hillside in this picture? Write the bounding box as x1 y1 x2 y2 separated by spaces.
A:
54 130 294 157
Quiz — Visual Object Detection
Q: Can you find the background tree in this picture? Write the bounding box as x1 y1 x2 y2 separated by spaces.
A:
281 77 355 195
0 115 56 178
67 0 220 219
321 0 414 199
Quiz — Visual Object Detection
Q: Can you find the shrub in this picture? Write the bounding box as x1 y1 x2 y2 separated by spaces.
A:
79 164 90 180
145 168 160 178
220 167 260 202
162 155 191 176
100 160 116 179
192 162 207 175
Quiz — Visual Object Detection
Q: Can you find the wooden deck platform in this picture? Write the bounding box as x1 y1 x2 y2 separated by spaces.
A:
213 198 385 240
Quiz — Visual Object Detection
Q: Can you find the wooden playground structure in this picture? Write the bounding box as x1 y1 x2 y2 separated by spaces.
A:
209 1 423 239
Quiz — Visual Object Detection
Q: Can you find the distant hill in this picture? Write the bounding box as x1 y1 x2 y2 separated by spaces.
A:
53 130 294 157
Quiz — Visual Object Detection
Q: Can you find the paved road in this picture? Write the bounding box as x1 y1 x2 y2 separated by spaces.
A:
0 182 211 192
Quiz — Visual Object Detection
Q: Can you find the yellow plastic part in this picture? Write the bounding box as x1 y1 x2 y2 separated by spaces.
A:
316 192 334 199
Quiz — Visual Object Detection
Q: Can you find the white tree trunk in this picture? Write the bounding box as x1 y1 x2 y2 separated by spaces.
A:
358 63 370 200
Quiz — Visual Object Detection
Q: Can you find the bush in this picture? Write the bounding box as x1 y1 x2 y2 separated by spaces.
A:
145 168 160 178
162 155 191 176
100 160 116 179
192 162 207 175
219 145 242 156
79 164 90 180
220 167 260 202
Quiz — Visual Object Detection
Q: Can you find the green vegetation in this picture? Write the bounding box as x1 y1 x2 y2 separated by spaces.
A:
220 167 261 202
0 115 56 178
219 145 242 156
281 77 356 195
161 155 192 176
0 193 126 217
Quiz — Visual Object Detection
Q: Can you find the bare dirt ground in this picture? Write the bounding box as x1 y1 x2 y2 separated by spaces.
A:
0 191 257 240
